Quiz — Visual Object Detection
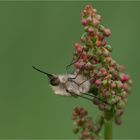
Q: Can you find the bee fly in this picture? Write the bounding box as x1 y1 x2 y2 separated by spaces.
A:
32 66 108 105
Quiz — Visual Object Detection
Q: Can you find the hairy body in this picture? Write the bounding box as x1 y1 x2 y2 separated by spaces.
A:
51 74 91 96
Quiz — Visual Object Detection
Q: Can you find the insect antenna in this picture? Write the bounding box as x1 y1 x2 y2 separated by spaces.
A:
32 66 54 79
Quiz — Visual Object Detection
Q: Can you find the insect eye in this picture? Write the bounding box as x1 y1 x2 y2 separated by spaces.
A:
50 77 60 86
66 88 69 92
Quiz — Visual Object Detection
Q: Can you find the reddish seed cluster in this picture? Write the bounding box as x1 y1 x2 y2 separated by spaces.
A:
72 107 104 140
72 4 132 125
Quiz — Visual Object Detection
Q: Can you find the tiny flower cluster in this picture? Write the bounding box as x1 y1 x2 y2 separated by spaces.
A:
73 4 132 125
72 107 104 140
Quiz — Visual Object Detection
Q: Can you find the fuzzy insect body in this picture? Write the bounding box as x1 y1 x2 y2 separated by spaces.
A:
32 66 109 105
32 66 91 96
51 74 91 96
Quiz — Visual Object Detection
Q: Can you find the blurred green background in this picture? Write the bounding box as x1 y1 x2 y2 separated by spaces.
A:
0 1 139 139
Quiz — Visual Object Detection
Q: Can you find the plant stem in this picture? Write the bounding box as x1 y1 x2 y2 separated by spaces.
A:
104 110 113 140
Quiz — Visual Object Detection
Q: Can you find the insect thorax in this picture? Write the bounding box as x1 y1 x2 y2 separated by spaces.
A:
51 74 91 96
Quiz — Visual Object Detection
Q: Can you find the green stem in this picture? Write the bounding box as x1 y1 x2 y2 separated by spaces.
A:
104 110 113 140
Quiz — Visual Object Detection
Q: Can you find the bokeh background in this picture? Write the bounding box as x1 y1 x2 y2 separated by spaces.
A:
0 1 139 139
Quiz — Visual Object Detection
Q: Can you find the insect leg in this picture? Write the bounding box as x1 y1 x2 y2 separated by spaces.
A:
78 74 95 86
78 77 112 106
84 93 111 106
71 92 93 102
66 48 84 73
71 92 111 107
69 56 93 80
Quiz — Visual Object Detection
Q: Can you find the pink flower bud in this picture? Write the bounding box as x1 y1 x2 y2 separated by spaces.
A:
116 96 122 102
99 33 104 40
81 18 88 26
95 79 101 87
122 83 129 91
88 27 94 33
103 48 110 57
102 71 108 76
96 71 102 77
110 60 116 67
75 43 82 53
81 51 88 61
100 68 106 73
99 68 108 76
102 91 110 98
93 18 100 26
122 91 128 97
90 78 96 84
109 67 114 73
92 59 99 64
76 119 84 126
84 5 94 16
111 82 116 88
111 90 116 95
74 62 80 69
74 107 80 114
81 129 90 138
105 56 112 63
87 16 92 22
103 28 111 37
115 118 122 125
74 61 84 69
119 65 125 72
115 81 123 89
121 74 129 83
102 40 107 46
95 40 101 46
116 109 124 116
96 14 101 21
